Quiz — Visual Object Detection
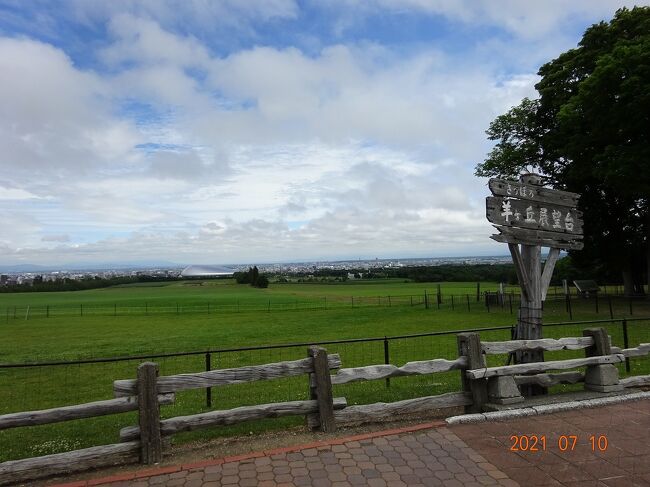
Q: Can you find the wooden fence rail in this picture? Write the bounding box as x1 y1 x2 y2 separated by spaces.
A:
330 357 467 385
481 337 595 354
120 397 348 442
466 354 625 379
113 354 342 396
514 371 585 387
324 392 472 426
0 442 140 486
0 394 174 430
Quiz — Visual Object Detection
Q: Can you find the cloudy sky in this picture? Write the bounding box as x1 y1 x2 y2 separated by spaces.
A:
1 1 646 266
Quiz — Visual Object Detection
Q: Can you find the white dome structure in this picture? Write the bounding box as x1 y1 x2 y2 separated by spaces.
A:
181 265 234 278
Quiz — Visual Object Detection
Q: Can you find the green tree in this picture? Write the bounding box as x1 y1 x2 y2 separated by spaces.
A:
476 7 650 295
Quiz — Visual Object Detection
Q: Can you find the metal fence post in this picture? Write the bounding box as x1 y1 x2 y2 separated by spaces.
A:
622 319 630 373
466 294 470 312
205 352 212 407
451 295 455 310
629 298 633 316
384 337 390 388
137 362 162 464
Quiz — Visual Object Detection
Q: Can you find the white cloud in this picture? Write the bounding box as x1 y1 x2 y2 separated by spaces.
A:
101 14 212 68
0 37 139 184
337 0 647 39
3 2 627 265
70 0 299 35
41 234 70 243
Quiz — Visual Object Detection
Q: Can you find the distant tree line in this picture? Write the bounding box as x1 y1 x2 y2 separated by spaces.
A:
0 275 181 293
234 266 269 288
279 264 520 284
274 260 624 287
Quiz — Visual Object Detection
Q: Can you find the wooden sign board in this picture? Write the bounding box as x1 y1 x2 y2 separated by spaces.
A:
487 178 583 251
488 179 579 207
486 196 583 234
491 228 584 250
485 174 584 396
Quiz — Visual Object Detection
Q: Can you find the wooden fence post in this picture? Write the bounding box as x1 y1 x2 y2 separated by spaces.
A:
582 327 611 357
457 332 487 413
137 362 162 464
308 346 336 432
582 327 621 393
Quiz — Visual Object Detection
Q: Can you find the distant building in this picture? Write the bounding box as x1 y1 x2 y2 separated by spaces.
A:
181 265 234 279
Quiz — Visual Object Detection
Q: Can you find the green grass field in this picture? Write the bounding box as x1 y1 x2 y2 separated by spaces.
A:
0 279 648 462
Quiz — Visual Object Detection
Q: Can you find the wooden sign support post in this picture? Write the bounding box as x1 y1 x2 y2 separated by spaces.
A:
486 173 582 397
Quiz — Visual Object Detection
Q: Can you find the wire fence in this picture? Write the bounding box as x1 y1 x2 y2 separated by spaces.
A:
1 316 649 462
2 292 648 321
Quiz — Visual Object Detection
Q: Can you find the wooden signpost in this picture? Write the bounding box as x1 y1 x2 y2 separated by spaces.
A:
486 174 583 396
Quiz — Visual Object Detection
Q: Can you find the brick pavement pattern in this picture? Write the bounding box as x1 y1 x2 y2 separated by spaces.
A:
450 399 650 487
82 426 515 487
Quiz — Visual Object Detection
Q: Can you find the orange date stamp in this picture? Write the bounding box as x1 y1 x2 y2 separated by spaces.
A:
509 434 609 452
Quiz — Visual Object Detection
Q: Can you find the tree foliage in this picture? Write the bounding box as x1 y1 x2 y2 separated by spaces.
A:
0 275 180 293
476 7 650 294
234 266 269 288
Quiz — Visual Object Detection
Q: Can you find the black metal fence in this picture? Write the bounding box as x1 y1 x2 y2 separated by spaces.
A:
2 292 648 321
1 317 648 463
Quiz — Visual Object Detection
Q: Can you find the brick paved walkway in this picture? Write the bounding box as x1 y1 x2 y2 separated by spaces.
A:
451 399 650 486
53 399 650 487
55 423 515 487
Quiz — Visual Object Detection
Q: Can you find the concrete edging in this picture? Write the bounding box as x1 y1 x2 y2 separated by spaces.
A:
445 390 650 425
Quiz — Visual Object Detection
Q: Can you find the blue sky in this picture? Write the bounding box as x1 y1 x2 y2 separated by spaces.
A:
0 0 647 266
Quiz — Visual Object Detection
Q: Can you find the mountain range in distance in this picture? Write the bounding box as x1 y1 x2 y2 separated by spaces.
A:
0 261 183 273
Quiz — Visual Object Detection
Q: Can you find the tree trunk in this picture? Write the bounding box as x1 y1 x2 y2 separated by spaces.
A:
515 244 546 396
647 211 650 296
622 268 635 297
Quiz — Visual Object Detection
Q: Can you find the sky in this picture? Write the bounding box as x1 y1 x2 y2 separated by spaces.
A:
1 1 647 266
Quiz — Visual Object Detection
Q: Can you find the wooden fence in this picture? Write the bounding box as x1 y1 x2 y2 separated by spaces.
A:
1 330 649 485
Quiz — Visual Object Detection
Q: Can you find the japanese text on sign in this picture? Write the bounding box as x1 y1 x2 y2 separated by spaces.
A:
498 198 577 232
506 183 536 199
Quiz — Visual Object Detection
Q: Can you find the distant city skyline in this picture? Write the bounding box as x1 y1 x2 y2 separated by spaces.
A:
1 1 642 266
0 254 516 273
